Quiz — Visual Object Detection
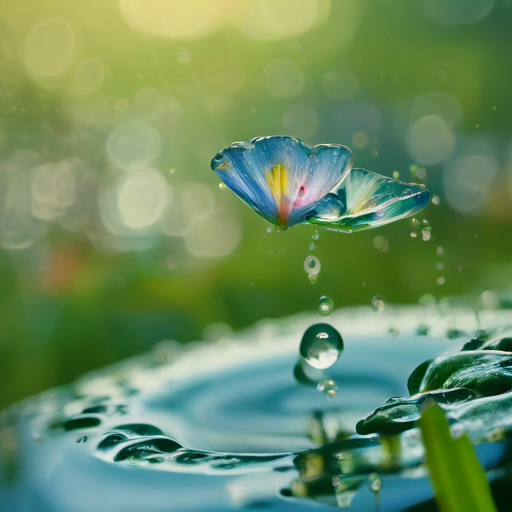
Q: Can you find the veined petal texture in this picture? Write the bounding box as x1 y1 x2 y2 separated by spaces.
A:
212 136 430 232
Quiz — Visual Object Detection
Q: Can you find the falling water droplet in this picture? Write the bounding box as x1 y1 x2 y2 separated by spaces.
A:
369 474 382 492
372 296 386 314
304 255 321 275
422 227 431 241
308 274 318 284
299 323 344 369
317 379 338 396
318 296 333 316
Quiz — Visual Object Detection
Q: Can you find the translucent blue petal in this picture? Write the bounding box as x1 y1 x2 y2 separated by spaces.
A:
308 168 431 232
212 136 352 229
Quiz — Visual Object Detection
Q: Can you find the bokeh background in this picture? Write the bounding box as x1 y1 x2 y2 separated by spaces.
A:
1 0 511 410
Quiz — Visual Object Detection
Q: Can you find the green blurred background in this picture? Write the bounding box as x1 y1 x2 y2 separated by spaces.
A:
0 0 511 409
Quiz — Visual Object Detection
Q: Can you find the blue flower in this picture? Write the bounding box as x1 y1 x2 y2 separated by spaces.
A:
212 136 430 232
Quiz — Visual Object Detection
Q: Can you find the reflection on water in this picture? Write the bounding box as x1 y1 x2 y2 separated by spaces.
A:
2 305 512 511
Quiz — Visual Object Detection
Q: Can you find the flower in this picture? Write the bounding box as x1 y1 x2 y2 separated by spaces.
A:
212 136 430 232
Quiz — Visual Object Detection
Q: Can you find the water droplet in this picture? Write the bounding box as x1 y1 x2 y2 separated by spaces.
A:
372 296 386 314
318 296 333 316
437 277 445 285
312 231 319 240
266 227 271 233
373 236 389 252
416 167 427 180
436 262 444 270
410 232 418 238
317 379 338 396
421 227 431 241
218 183 225 189
308 274 318 284
309 243 317 250
388 328 399 337
76 435 88 443
432 195 441 205
299 323 344 369
393 171 399 179
437 246 444 255
369 474 382 492
304 255 321 275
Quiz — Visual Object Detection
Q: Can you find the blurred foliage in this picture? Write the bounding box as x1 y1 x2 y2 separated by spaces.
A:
1 0 512 409
418 401 497 512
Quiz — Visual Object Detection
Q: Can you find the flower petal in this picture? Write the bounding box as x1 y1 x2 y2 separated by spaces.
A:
212 136 352 229
308 168 431 232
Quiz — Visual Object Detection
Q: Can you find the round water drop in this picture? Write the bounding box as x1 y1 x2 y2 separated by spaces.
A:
318 296 333 316
370 474 382 493
304 255 321 275
422 227 432 241
372 296 386 314
308 274 318 284
299 323 344 369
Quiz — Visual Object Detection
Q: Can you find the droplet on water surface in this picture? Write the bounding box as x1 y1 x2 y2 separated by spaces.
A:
304 255 321 275
299 323 344 369
318 296 333 316
372 296 386 314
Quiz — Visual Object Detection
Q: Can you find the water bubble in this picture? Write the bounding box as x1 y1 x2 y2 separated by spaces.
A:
265 59 304 99
304 255 321 275
373 235 389 252
74 58 105 93
300 323 344 369
406 115 455 165
422 227 432 241
318 296 333 316
25 18 75 78
317 379 338 396
282 104 319 140
106 119 162 171
372 296 386 314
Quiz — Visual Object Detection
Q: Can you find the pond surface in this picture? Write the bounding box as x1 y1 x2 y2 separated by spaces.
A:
1 305 511 511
